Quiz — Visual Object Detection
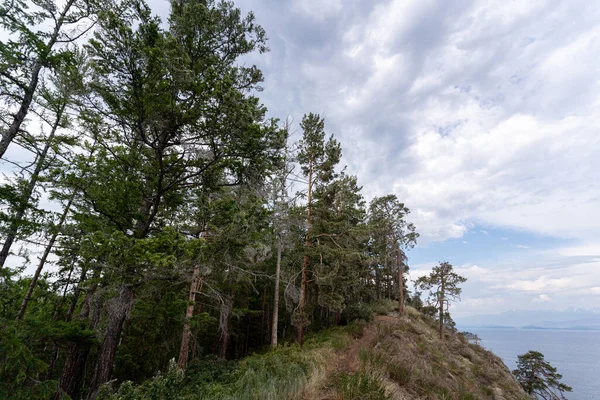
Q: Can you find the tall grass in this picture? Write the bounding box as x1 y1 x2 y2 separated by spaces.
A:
99 326 354 400
332 371 389 400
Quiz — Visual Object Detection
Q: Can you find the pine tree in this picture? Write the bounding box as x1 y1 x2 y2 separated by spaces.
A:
0 0 97 159
415 261 466 339
295 113 341 344
368 195 418 313
513 350 572 399
53 0 279 395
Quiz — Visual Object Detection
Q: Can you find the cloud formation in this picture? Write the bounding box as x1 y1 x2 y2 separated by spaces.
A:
230 0 600 246
115 0 600 315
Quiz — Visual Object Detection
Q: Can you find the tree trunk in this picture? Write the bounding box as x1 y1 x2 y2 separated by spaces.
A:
17 192 74 319
46 258 79 380
218 289 235 359
374 263 381 300
88 284 134 399
397 250 404 314
57 280 102 400
0 0 76 160
177 265 201 369
0 104 64 271
298 160 313 345
86 194 160 396
271 237 282 348
439 279 445 340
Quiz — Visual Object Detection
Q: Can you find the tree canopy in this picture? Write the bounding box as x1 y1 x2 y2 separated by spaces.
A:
0 1 423 398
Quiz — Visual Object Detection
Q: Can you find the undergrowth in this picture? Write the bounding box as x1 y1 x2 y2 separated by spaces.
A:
99 325 355 400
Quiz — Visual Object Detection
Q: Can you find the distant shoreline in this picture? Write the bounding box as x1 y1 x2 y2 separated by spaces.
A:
461 325 600 331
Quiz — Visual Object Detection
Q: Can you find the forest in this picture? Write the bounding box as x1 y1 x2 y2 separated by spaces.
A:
0 0 424 398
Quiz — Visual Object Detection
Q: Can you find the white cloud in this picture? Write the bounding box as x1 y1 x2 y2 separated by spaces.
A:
291 0 342 20
234 0 600 313
532 294 552 302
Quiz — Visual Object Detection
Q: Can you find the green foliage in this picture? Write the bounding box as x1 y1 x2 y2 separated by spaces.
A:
341 302 374 324
513 350 572 399
98 359 185 400
0 319 57 399
102 325 355 400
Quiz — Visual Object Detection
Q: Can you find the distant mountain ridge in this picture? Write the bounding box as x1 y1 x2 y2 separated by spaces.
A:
456 308 600 330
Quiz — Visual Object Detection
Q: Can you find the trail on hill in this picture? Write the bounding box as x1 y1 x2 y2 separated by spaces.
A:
335 315 398 374
303 314 399 400
302 309 528 400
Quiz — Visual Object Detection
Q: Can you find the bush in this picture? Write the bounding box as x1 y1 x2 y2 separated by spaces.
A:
102 326 356 400
368 299 397 316
98 359 184 400
0 319 58 400
341 302 373 324
345 320 367 339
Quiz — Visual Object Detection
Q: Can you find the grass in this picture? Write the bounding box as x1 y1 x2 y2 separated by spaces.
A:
332 371 389 400
101 306 529 400
99 325 356 400
339 306 529 400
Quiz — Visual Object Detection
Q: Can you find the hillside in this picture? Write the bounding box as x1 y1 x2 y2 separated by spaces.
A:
303 307 528 400
100 305 528 400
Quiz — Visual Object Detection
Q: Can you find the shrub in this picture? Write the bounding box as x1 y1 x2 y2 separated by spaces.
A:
341 302 373 324
98 359 184 400
368 299 397 316
102 326 355 400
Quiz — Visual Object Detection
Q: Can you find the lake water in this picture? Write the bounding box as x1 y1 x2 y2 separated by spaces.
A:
470 328 600 400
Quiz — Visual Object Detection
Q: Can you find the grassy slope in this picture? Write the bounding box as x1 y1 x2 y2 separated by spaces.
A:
100 302 528 400
336 306 529 400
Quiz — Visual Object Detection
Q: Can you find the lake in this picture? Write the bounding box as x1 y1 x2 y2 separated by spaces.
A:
470 328 600 400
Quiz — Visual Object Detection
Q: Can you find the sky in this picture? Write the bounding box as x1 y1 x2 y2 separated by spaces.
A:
3 0 599 317
214 0 600 317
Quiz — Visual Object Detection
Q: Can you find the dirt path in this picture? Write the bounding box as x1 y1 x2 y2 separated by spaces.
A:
303 315 399 400
335 315 397 373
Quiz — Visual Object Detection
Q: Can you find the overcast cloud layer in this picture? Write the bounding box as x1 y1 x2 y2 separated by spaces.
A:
207 0 600 316
5 0 595 316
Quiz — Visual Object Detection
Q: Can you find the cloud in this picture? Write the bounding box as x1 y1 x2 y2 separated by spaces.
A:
142 0 600 314
227 0 600 247
532 294 552 303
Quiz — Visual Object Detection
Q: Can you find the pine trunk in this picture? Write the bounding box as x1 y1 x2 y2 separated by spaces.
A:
88 285 134 399
0 0 75 160
218 289 235 359
271 237 282 348
17 193 74 319
178 266 201 369
397 253 404 314
298 161 313 345
57 280 102 399
0 104 64 271
439 280 445 340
